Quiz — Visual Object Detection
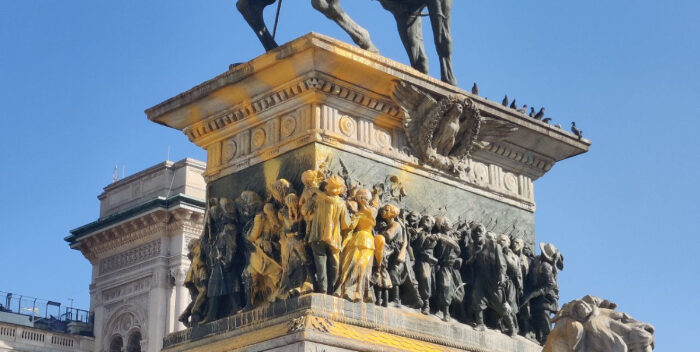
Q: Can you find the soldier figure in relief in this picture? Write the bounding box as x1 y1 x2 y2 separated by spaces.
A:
433 217 463 322
412 215 438 314
510 237 534 337
202 197 239 323
299 169 323 237
497 234 522 336
522 243 564 344
386 211 420 308
336 188 379 303
178 239 208 327
372 204 402 307
305 175 356 294
246 201 283 305
277 193 314 299
467 225 517 334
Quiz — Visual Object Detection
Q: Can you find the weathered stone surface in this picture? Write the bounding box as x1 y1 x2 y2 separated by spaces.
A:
146 33 589 212
543 295 655 352
208 144 535 245
162 294 541 352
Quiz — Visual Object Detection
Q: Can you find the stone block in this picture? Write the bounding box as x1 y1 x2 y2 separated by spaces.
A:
162 294 541 352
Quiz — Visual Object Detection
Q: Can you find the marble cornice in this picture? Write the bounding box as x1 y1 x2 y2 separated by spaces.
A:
475 141 556 178
146 32 590 214
70 203 204 263
183 73 401 147
67 194 204 243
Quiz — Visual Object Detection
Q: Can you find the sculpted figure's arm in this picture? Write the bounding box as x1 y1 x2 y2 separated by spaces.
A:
339 201 357 231
248 213 265 244
201 212 212 246
382 222 399 242
300 189 319 218
494 243 508 287
396 225 409 263
442 236 461 252
515 259 523 292
542 263 560 300
463 241 478 265
221 225 237 267
370 186 381 209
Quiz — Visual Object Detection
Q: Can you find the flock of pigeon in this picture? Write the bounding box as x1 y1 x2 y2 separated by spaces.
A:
470 83 583 139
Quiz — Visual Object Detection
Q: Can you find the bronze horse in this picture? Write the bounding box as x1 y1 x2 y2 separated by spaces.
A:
236 0 456 85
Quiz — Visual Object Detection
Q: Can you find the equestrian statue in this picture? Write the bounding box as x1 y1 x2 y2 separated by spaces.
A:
235 0 457 85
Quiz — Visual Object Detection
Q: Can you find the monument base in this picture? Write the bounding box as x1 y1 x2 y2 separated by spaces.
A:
147 33 591 352
163 294 540 352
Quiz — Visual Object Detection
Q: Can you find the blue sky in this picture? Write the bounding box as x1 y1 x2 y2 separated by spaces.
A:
1 1 698 349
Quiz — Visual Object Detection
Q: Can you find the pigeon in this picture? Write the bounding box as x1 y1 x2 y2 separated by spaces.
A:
502 95 509 107
534 107 545 120
542 117 552 124
510 99 517 109
528 107 535 117
571 121 583 139
472 83 479 95
518 104 528 114
555 124 562 129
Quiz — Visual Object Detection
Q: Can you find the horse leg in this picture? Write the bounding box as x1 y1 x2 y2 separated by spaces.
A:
379 1 428 74
312 0 379 53
425 0 456 85
237 0 279 51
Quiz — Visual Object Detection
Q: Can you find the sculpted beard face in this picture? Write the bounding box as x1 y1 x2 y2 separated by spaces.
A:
497 235 511 250
472 227 486 249
419 216 435 232
355 189 371 208
324 175 346 197
301 170 319 188
435 217 452 233
237 191 263 219
406 212 420 228
380 204 399 221
511 238 524 254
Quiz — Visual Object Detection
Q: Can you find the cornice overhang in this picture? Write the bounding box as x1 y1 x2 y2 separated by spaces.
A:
146 33 590 183
66 193 205 246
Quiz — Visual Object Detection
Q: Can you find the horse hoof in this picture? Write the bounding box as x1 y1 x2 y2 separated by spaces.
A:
365 45 379 54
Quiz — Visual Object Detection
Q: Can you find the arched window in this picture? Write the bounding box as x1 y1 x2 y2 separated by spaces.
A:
109 336 123 352
127 330 141 352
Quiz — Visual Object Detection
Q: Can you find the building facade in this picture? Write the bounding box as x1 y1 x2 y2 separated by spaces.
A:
0 306 94 352
66 158 206 352
0 319 94 352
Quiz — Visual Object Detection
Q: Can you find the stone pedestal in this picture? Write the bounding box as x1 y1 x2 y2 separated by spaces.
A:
161 294 540 352
146 33 589 352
